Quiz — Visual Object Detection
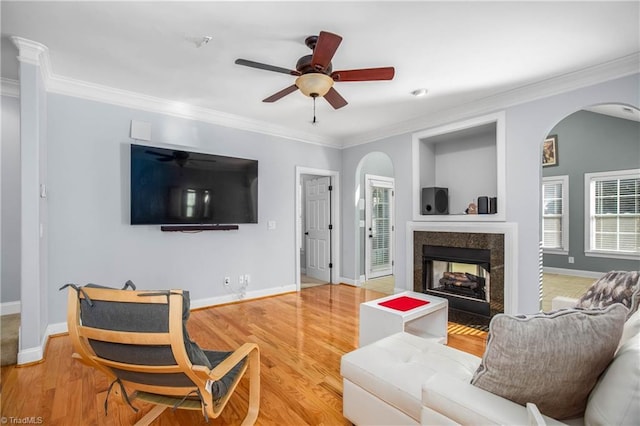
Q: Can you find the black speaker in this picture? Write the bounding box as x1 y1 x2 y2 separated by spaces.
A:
477 196 489 214
422 187 448 215
489 197 498 214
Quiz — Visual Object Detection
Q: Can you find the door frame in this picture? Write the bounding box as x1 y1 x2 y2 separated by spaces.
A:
364 174 395 280
295 166 341 290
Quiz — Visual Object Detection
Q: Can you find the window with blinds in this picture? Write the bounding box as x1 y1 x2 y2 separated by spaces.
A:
371 187 392 270
586 169 640 258
542 176 568 253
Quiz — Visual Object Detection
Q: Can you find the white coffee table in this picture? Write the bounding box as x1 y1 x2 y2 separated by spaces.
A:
359 291 448 347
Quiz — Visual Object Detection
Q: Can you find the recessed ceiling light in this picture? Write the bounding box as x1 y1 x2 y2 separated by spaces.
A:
411 88 428 97
196 36 213 48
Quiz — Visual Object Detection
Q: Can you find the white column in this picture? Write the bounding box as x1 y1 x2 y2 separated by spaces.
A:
12 37 49 364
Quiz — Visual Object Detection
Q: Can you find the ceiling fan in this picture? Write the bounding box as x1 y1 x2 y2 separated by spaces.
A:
145 150 216 168
235 31 395 110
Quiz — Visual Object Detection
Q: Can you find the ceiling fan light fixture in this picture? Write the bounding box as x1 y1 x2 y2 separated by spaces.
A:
295 73 334 97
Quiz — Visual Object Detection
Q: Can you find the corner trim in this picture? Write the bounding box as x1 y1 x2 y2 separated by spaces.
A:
10 36 48 66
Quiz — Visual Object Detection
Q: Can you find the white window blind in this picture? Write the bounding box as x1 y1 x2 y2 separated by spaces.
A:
371 187 392 270
586 169 640 258
542 176 568 253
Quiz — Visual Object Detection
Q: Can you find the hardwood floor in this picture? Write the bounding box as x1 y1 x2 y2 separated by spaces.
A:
0 284 486 425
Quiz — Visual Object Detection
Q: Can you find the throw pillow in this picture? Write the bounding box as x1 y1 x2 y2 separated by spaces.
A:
470 304 628 420
575 271 640 319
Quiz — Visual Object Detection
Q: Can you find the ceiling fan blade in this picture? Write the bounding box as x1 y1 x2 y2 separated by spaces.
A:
311 31 342 71
263 84 299 103
324 87 348 109
235 59 300 76
331 67 395 82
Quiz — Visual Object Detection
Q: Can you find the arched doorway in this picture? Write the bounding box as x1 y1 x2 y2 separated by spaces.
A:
354 152 396 294
539 104 640 310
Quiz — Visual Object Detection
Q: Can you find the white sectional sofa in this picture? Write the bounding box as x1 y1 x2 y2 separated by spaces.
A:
341 297 640 425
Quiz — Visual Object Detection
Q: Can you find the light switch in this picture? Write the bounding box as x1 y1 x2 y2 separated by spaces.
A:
267 220 276 230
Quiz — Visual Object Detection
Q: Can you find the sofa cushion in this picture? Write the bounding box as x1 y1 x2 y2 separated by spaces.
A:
471 304 627 420
585 332 640 425
341 332 481 422
619 308 640 351
575 271 640 319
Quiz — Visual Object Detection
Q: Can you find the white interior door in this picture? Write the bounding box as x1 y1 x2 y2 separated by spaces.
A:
365 175 394 280
305 177 331 282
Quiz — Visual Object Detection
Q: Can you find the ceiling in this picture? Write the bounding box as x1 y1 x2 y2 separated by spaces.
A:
2 1 639 147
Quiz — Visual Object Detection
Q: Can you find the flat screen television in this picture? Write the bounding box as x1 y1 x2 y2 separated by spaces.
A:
130 143 258 225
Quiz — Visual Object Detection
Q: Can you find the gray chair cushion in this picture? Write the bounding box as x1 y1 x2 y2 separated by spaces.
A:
203 350 247 400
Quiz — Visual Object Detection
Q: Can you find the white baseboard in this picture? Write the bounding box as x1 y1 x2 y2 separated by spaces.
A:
190 285 297 310
16 321 68 365
543 267 604 279
339 277 358 286
1 300 21 315
17 345 43 365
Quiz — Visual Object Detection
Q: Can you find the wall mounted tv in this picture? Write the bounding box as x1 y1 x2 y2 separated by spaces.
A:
130 143 258 226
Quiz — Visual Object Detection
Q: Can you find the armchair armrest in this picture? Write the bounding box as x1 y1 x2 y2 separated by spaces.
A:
422 373 567 425
551 296 577 311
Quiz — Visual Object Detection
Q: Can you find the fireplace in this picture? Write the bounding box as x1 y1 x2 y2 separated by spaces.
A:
422 245 491 318
413 231 505 328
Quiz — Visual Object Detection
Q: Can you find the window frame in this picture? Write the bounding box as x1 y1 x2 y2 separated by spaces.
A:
584 168 640 260
542 175 569 255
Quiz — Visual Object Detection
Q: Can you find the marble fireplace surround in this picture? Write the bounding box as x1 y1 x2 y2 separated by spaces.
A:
406 222 518 317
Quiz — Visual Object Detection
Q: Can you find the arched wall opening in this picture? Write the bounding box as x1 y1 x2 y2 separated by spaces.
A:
353 152 395 290
539 103 640 310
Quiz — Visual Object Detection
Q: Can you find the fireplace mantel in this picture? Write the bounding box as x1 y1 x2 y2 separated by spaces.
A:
406 221 518 315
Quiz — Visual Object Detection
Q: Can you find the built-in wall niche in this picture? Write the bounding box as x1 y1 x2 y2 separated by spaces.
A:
412 112 506 222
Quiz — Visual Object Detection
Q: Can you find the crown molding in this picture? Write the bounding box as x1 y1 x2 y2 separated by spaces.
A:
1 78 20 98
11 38 340 148
11 36 48 67
342 52 640 148
8 37 638 150
10 36 54 89
45 73 342 148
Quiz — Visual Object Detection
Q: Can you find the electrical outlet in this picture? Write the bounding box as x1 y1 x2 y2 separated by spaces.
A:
244 274 250 285
224 277 230 286
568 256 575 264
239 275 244 285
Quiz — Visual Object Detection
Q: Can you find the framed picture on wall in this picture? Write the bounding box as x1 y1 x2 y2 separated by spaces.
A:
542 135 558 167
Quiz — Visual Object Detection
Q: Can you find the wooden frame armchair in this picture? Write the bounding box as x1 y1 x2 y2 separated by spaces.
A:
65 285 260 425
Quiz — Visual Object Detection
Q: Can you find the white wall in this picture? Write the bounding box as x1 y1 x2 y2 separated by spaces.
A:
46 93 342 324
1 95 21 305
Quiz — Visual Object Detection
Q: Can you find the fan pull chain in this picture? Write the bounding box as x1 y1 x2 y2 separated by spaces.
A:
312 95 317 124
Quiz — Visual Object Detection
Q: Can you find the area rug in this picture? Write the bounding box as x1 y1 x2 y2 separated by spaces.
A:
1 314 20 366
